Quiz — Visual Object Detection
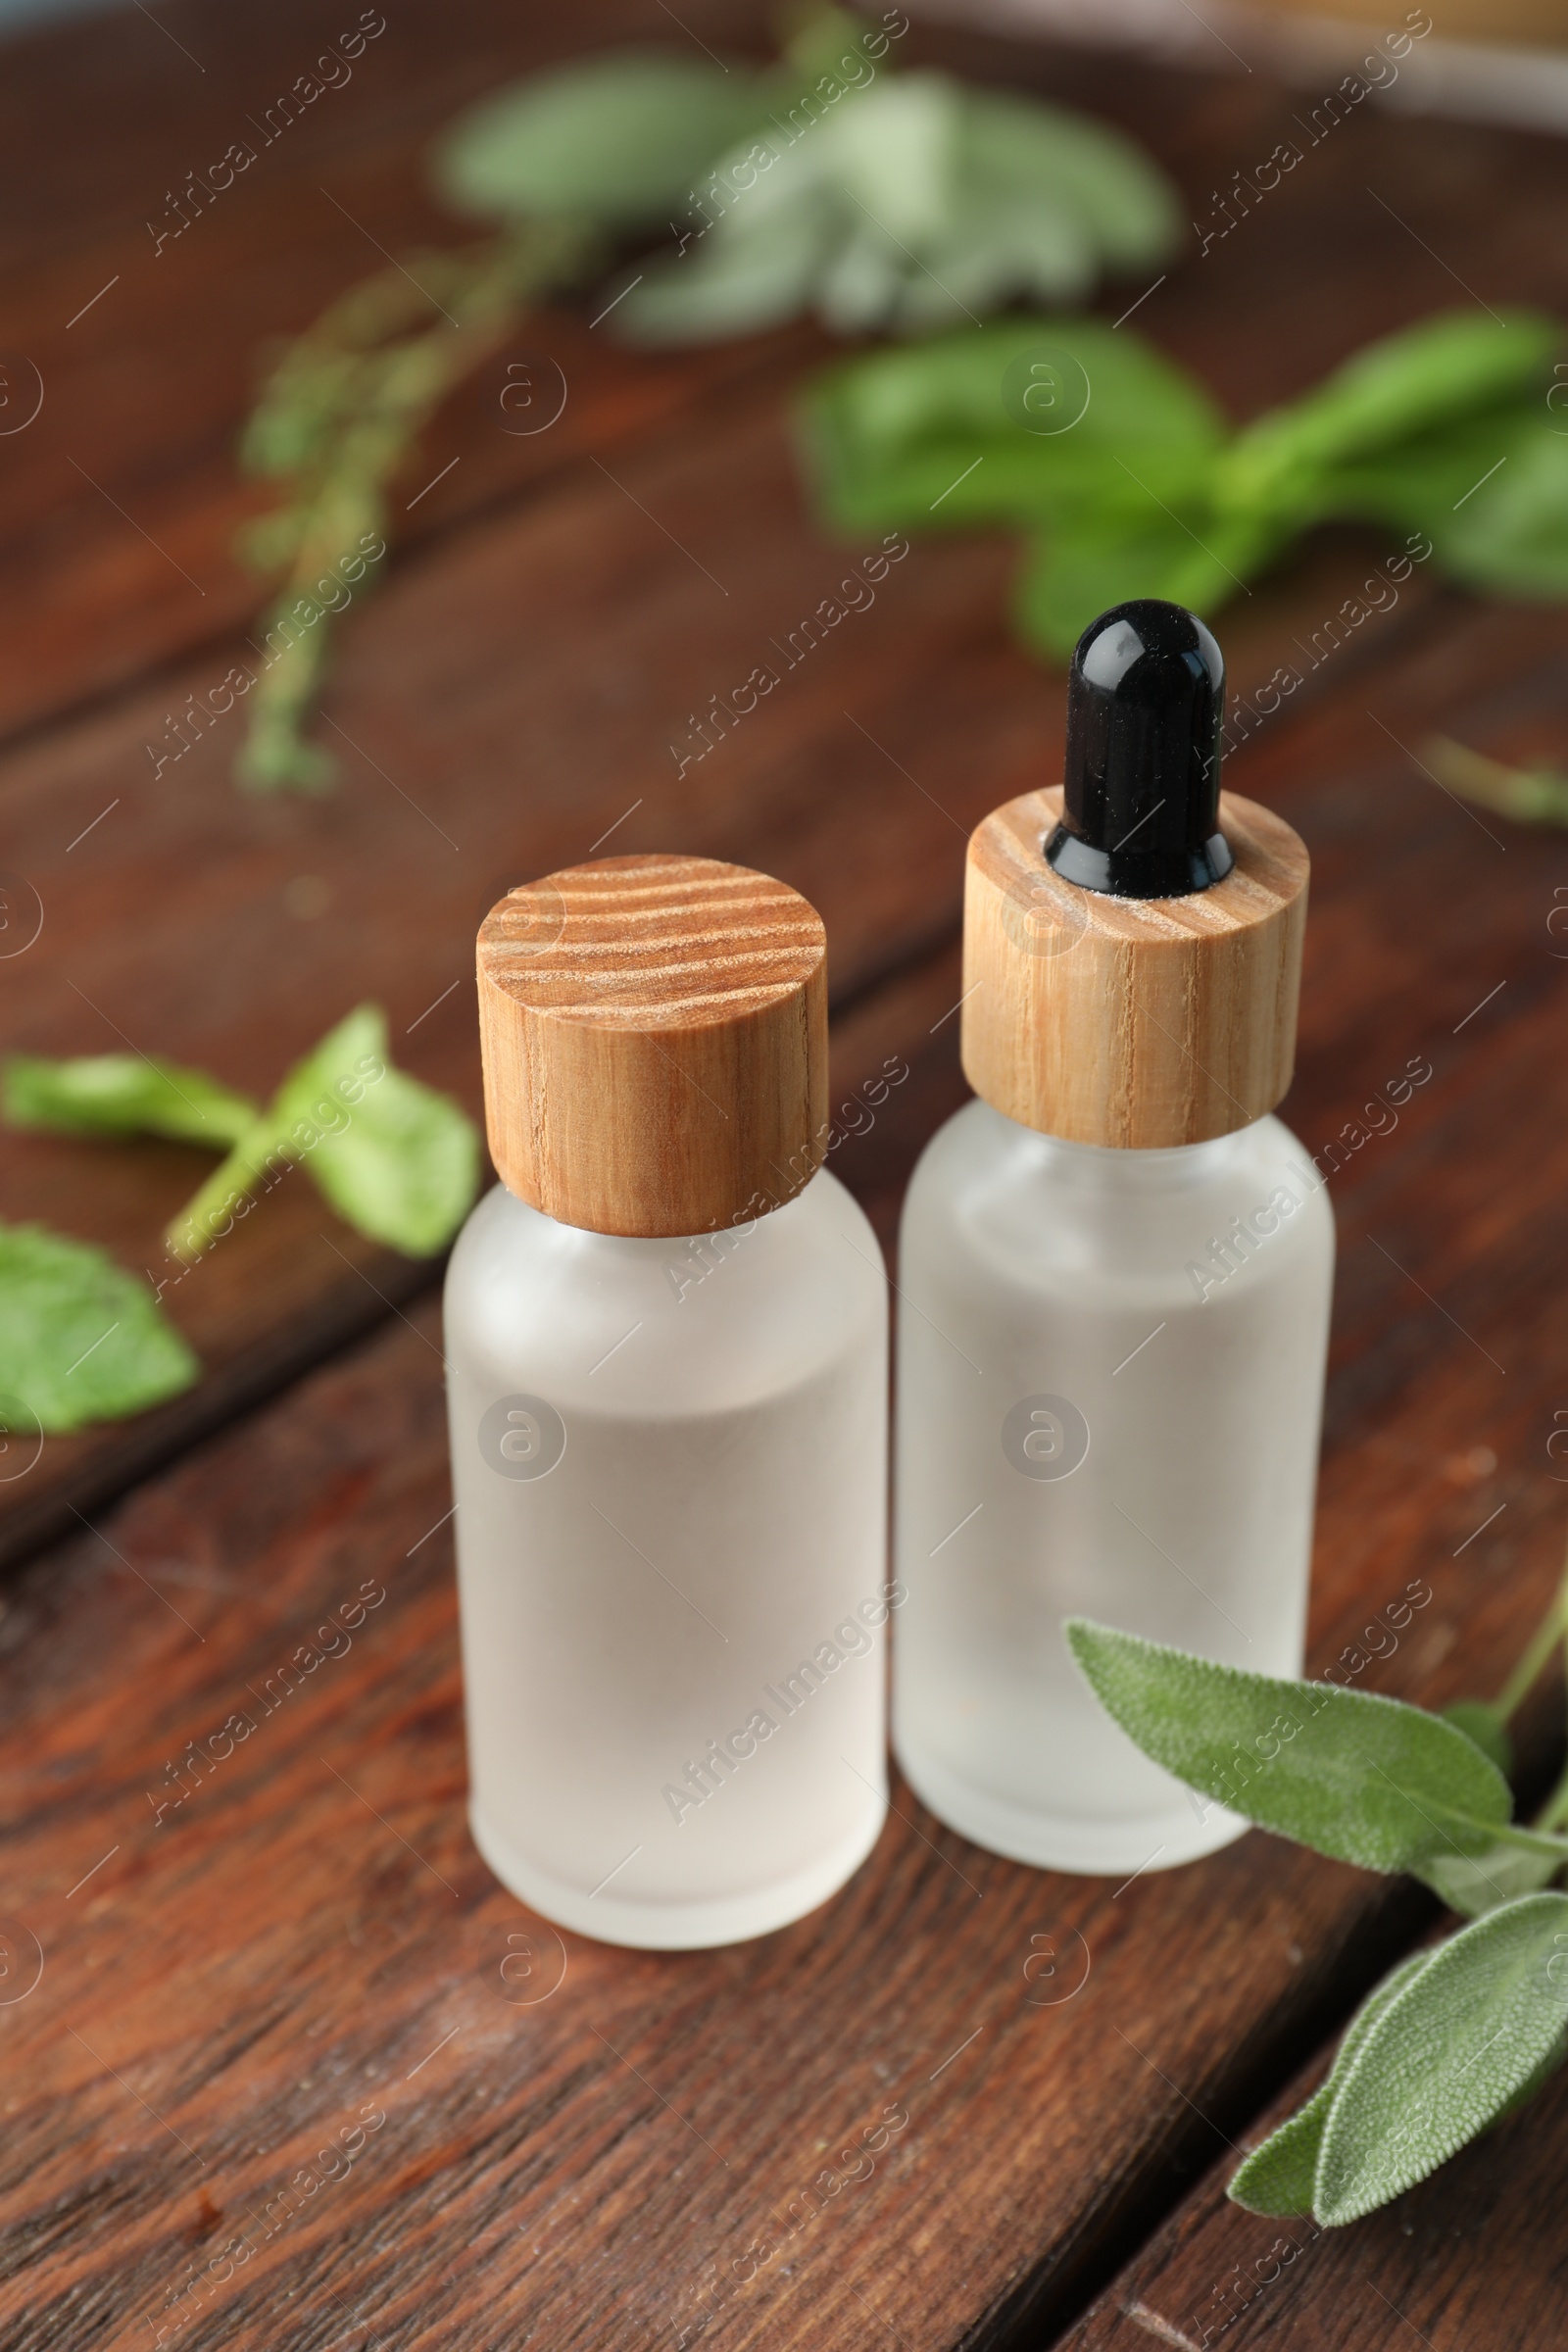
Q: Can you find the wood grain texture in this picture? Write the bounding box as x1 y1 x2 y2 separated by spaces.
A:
477 854 828 1236
0 1264 1554 2352
1054 1904 1568 2352
961 787 1308 1149
4 4 1568 2337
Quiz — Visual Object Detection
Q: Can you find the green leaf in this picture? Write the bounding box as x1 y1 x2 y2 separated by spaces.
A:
1217 308 1560 524
1229 1950 1433 2216
1416 1839 1561 1920
1315 1892 1568 2224
1064 1619 1515 1876
3 1054 258 1150
620 62 1182 346
432 56 768 229
167 1006 479 1262
0 1219 198 1434
282 1009 481 1257
1443 1699 1513 1776
798 318 1225 537
959 86 1181 271
1012 501 1281 657
618 188 836 343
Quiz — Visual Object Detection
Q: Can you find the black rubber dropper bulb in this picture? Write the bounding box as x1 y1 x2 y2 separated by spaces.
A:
1044 599 1235 899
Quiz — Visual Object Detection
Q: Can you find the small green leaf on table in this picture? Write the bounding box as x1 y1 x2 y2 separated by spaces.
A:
167 1005 479 1262
4 1054 259 1149
0 1219 198 1434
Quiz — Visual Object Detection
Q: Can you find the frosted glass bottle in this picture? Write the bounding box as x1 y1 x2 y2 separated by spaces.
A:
894 597 1334 1875
446 1165 888 1948
894 1102 1333 1873
447 851 889 1949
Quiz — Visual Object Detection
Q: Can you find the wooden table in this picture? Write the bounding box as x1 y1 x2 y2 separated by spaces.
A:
3 3 1567 2345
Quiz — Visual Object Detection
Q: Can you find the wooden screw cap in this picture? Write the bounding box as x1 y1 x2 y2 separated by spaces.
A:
476 854 828 1238
960 785 1309 1150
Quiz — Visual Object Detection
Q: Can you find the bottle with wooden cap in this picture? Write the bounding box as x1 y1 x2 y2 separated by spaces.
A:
445 854 889 1948
893 601 1334 1875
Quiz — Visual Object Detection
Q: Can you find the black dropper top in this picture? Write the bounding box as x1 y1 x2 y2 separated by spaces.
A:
1045 600 1234 899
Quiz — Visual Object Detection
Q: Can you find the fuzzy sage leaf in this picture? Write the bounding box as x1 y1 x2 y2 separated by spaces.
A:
1063 1619 1520 1876
1313 1893 1568 2226
1229 1949 1433 2218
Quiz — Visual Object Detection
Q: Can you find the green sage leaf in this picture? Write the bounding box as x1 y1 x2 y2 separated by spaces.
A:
433 56 767 229
1314 1891 1568 2225
1443 1699 1513 1777
1229 1950 1433 2217
3 1054 258 1150
1064 1619 1514 1876
0 1218 198 1434
1415 1839 1560 1921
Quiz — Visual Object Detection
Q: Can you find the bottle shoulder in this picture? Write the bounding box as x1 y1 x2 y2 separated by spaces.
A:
444 1166 887 1408
903 1097 1334 1298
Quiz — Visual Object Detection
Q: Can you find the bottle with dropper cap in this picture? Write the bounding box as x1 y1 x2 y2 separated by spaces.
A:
445 853 890 1948
893 601 1334 1875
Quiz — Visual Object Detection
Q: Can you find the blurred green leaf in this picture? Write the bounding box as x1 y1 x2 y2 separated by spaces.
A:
3 1054 258 1150
800 318 1223 536
1216 309 1560 525
280 1006 481 1257
795 303 1568 682
0 1220 198 1434
434 55 768 229
168 1006 479 1262
1421 737 1568 829
620 70 1179 343
1418 1838 1561 1920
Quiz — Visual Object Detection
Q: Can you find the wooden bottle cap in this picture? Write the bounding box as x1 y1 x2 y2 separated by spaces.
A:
476 854 828 1238
960 786 1309 1151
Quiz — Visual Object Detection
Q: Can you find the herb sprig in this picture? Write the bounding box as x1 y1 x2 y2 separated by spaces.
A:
231 7 1179 789
1067 1528 1568 2225
2 1007 479 1433
799 307 1568 663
